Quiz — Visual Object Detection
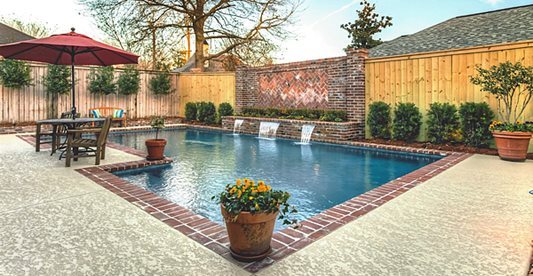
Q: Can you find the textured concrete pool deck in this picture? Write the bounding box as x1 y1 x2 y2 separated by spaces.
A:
0 134 531 275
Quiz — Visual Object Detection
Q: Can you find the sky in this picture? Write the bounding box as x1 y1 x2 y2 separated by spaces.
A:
1 0 532 63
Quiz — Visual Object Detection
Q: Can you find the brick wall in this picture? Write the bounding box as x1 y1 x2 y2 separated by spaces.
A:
222 116 363 142
235 50 367 125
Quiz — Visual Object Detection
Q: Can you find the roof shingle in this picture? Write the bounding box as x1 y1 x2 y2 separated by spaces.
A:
369 5 533 58
0 23 34 45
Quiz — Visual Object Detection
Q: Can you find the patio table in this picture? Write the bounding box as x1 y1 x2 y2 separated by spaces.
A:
35 118 105 153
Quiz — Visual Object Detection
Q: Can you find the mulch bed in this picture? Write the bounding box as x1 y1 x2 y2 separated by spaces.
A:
359 138 533 160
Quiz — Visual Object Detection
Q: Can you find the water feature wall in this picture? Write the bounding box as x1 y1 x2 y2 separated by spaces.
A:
233 119 244 134
258 122 280 139
222 116 361 142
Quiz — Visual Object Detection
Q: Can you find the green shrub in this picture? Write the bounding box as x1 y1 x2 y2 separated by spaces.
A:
459 102 495 147
218 103 234 117
217 102 234 124
197 102 216 124
117 66 140 95
185 102 197 121
367 101 391 139
427 103 460 144
43 65 71 95
239 107 347 122
392 103 422 142
0 59 32 89
319 110 347 122
88 66 116 95
149 72 173 95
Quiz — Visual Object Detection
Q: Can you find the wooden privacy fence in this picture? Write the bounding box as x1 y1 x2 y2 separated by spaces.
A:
0 65 235 124
365 40 533 140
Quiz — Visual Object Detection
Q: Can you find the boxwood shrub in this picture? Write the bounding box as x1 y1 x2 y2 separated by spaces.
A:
427 102 460 144
185 102 197 121
217 102 234 124
392 103 422 142
459 102 495 147
197 101 216 124
367 101 391 139
239 107 347 122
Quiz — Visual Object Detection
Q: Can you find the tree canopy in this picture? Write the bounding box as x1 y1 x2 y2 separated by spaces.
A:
341 0 392 49
82 0 301 70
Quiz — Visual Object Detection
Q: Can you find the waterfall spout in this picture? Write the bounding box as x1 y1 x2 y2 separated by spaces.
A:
258 122 280 139
299 124 315 144
233 119 244 134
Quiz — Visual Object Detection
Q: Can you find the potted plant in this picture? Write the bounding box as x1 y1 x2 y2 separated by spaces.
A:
145 117 167 160
212 178 297 262
470 61 533 161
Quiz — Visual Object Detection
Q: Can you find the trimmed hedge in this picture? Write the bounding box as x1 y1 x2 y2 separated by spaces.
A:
239 107 347 122
367 101 391 139
459 102 495 147
197 102 216 124
217 102 233 124
427 103 460 144
392 103 422 142
185 102 197 121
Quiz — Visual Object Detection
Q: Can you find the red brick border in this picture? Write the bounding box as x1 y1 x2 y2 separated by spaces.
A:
16 128 471 272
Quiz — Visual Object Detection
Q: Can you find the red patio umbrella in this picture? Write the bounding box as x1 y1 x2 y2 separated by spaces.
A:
0 28 139 117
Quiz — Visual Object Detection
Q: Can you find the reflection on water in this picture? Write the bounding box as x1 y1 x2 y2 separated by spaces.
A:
110 129 440 231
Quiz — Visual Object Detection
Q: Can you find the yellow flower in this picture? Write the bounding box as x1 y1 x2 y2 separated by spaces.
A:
255 203 260 210
229 187 237 194
236 179 242 187
249 196 254 200
258 181 265 186
237 190 242 198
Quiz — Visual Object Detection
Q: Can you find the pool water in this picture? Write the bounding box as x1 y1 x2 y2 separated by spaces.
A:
110 129 440 230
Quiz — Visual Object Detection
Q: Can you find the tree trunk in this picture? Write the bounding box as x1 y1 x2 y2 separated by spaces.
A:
151 27 157 70
193 18 206 71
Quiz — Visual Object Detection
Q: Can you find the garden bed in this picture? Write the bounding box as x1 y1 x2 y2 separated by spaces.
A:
362 138 533 160
222 116 364 141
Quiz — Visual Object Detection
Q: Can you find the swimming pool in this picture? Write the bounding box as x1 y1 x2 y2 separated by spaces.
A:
110 129 440 230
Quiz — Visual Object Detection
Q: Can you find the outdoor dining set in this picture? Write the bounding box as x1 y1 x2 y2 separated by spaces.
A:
0 27 139 167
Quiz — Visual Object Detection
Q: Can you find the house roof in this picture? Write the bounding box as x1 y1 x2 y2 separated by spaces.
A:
369 4 533 58
0 23 34 45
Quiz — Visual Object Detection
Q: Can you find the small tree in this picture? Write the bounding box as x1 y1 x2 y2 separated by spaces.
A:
0 59 32 89
341 0 392 49
470 61 533 124
151 116 165 140
426 103 460 144
88 66 116 95
43 65 71 95
117 66 140 95
149 72 173 95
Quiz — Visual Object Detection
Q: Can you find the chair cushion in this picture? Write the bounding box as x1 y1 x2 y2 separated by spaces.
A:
91 109 102 118
113 109 124 118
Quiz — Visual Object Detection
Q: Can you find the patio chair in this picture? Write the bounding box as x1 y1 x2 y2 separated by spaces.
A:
65 117 112 167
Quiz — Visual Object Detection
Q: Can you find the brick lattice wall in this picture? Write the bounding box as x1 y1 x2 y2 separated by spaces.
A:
222 116 362 142
235 50 367 128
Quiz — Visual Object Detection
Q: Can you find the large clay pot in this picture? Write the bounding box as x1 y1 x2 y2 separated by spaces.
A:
145 139 167 160
492 131 531 162
221 204 278 262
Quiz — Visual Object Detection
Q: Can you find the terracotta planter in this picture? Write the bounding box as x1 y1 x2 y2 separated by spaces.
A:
221 205 278 262
145 139 167 160
492 131 531 162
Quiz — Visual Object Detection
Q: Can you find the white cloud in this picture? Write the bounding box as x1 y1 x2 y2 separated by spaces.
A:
481 0 505 5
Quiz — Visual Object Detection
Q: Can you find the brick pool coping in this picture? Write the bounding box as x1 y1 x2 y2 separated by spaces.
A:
16 127 471 273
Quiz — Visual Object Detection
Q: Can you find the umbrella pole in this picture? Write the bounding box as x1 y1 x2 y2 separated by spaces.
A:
71 50 76 119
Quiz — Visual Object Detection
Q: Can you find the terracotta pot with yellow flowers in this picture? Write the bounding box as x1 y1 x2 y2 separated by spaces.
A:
470 61 533 161
213 178 297 262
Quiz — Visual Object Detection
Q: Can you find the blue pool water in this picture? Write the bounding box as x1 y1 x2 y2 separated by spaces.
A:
110 129 440 230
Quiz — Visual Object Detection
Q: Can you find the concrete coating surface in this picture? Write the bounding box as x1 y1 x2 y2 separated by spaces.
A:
258 154 533 276
0 134 531 275
0 135 246 275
